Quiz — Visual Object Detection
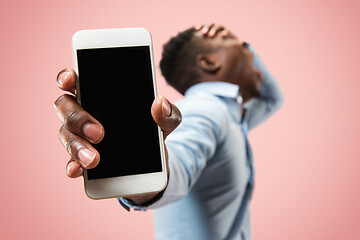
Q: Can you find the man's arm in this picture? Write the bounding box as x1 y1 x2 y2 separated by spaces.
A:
120 96 229 209
243 44 284 130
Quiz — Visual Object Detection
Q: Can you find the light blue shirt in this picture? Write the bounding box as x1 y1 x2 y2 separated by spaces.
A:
119 45 284 240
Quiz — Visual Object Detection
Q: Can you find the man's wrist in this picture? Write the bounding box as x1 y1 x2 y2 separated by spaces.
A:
125 187 166 207
125 170 169 206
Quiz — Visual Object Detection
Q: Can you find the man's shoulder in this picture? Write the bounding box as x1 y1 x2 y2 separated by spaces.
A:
176 93 229 121
170 94 231 140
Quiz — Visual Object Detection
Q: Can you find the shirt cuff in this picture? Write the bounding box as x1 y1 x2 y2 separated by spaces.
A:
118 197 147 212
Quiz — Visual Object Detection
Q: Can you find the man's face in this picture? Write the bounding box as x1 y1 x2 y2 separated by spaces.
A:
194 30 263 99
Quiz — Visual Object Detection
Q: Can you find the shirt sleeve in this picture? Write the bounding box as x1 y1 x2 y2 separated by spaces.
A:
243 44 284 131
118 96 229 210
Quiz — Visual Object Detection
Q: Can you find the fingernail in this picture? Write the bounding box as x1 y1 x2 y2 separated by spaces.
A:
66 161 76 175
83 123 103 142
57 71 71 87
78 148 95 167
162 97 171 117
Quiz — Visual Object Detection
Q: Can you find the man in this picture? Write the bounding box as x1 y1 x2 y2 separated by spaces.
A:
55 24 283 240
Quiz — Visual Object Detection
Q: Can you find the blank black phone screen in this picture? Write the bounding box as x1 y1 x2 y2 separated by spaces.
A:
77 46 162 180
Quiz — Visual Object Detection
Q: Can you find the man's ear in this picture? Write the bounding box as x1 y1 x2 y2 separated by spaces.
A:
196 53 221 73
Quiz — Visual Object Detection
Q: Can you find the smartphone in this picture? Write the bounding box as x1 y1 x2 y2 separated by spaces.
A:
72 28 167 199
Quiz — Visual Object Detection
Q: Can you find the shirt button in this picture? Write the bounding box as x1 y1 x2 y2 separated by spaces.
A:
237 95 243 104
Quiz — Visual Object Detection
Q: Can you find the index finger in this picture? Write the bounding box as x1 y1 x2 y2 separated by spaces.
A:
56 68 77 94
200 23 215 36
208 24 225 37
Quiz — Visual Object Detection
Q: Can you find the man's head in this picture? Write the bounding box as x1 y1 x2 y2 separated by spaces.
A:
159 24 263 101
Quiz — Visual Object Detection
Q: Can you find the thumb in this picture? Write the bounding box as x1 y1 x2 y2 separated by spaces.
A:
151 96 182 139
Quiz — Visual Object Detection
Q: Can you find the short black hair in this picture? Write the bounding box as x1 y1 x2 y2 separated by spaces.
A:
159 27 198 95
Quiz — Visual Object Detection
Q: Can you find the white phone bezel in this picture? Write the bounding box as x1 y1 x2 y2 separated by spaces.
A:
72 28 167 199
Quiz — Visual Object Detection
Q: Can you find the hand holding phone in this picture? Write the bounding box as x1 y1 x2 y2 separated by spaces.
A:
54 28 181 200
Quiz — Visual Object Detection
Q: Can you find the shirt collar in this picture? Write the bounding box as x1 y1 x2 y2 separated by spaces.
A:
184 81 240 99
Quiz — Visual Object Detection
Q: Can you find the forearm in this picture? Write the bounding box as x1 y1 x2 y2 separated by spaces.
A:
249 44 284 107
118 100 225 210
244 44 284 130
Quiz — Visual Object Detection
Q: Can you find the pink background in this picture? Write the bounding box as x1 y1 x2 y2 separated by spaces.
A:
1 0 359 239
